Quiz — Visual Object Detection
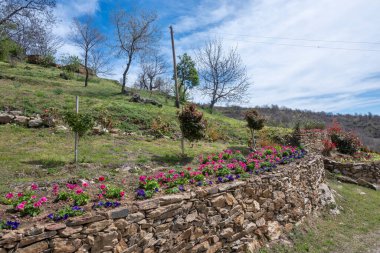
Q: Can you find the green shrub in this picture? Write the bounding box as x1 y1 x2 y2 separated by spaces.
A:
63 111 94 137
0 38 24 62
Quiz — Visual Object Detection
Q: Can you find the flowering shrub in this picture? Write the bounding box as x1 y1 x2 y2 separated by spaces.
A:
0 220 20 230
47 206 84 222
327 120 361 155
55 183 90 206
3 186 48 217
322 139 336 156
135 145 306 199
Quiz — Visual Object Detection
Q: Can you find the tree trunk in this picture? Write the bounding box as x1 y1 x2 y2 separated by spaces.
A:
121 56 132 93
209 100 216 114
84 51 88 87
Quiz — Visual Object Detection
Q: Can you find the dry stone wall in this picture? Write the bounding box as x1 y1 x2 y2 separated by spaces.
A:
0 155 328 253
324 158 380 190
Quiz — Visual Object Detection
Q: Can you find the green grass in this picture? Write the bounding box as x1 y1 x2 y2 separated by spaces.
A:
260 180 380 253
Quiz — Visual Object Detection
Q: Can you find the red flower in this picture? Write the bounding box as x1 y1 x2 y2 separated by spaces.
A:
100 184 106 190
99 176 105 182
120 191 125 197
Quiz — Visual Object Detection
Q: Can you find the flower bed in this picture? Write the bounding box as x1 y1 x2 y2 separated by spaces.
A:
136 146 306 199
0 145 305 230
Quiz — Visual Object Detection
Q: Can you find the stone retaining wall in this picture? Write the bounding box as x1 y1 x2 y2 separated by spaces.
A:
0 155 328 253
300 130 328 153
324 158 380 189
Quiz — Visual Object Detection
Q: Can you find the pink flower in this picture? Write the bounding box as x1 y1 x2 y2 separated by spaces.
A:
40 197 47 203
17 202 26 210
17 192 23 198
120 191 125 197
98 176 105 182
33 201 42 208
31 183 38 190
100 184 106 190
168 169 175 174
31 195 37 199
82 182 89 188
139 175 147 182
76 188 83 194
98 194 103 199
66 183 77 190
5 192 13 199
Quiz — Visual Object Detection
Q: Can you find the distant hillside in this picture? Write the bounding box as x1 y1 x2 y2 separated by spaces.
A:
216 105 380 152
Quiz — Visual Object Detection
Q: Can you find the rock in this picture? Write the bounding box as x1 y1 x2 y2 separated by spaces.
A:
83 220 112 234
186 211 198 223
357 179 379 190
105 207 129 219
207 242 222 253
15 241 48 253
42 115 55 127
318 183 340 214
266 221 282 240
211 195 226 208
244 239 261 253
0 113 13 124
51 238 81 253
221 228 234 238
336 175 358 185
92 231 119 252
126 212 145 222
14 115 29 125
66 215 104 226
23 224 45 236
225 193 237 206
191 240 210 253
9 110 22 116
256 217 266 227
159 193 191 205
59 226 83 237
28 117 43 128
19 231 57 247
135 199 159 210
55 125 68 132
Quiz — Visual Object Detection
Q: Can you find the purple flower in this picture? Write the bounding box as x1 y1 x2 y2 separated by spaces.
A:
208 180 213 185
136 189 146 198
72 206 82 211
226 175 234 181
178 185 185 191
235 174 240 179
217 177 223 183
47 213 54 220
63 214 69 220
197 181 203 186
113 202 121 207
105 202 112 208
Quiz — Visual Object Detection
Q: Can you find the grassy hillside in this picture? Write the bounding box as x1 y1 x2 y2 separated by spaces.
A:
1 62 288 191
216 105 380 152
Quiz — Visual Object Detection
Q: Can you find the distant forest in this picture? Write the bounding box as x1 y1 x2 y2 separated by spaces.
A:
215 105 380 152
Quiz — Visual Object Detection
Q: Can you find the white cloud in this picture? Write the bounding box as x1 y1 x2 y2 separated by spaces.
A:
53 0 100 56
173 0 380 114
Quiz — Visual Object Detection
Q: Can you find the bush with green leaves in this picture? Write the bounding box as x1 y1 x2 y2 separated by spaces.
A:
0 37 24 62
63 111 94 137
178 104 206 142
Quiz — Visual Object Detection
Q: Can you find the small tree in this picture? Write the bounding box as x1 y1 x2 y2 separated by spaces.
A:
63 111 94 163
178 104 206 155
244 109 265 150
176 53 199 102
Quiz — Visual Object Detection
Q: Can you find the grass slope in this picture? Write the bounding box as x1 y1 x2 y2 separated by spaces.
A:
260 179 380 253
0 62 259 191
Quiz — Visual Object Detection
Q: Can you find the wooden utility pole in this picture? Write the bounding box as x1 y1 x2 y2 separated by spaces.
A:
170 26 180 109
74 96 79 163
170 26 185 155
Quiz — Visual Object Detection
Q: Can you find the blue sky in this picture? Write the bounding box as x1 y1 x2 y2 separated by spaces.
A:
54 0 380 115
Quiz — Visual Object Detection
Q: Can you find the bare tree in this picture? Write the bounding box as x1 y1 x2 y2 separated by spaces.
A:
88 48 112 76
136 50 167 90
71 17 105 87
0 0 57 54
112 9 159 93
0 0 55 26
196 39 251 113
